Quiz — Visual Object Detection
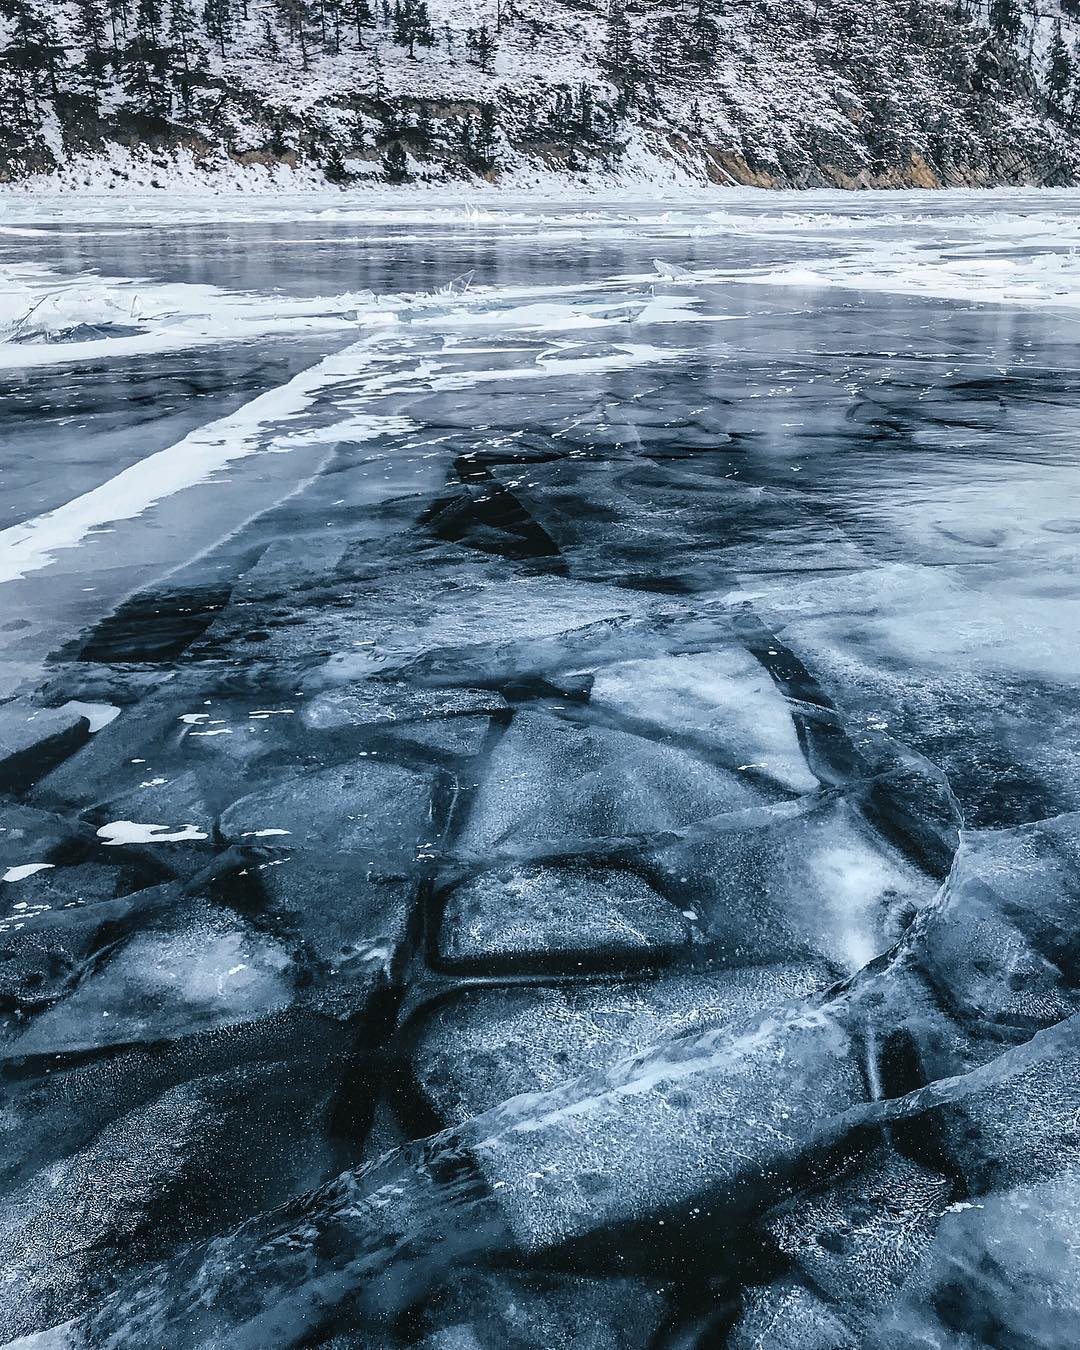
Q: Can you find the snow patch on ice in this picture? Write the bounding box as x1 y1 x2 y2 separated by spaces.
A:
0 262 393 369
97 822 209 845
2 863 55 883
59 700 121 733
0 336 404 583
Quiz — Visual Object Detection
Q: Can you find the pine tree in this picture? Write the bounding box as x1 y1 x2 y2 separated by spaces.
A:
547 85 574 139
0 60 33 134
202 0 231 56
325 0 344 53
602 0 633 80
989 0 1020 41
686 0 717 65
457 102 497 171
351 0 373 47
120 4 170 122
262 15 280 57
167 0 201 98
471 99 497 169
393 0 432 56
6 0 68 100
324 143 348 181
137 0 163 47
1070 42 1080 124
650 13 680 83
412 100 434 148
107 0 130 51
278 0 309 66
1047 20 1073 115
74 0 109 67
577 82 593 139
74 0 109 106
465 21 495 71
383 139 409 181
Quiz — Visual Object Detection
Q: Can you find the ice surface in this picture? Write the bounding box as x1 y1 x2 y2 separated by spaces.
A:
0 1058 344 1343
436 863 690 972
457 710 760 858
416 1270 670 1350
762 1149 952 1330
7 895 296 1056
0 704 90 792
869 1169 1080 1348
219 759 433 867
729 1280 857 1350
0 264 386 370
301 683 507 733
588 649 817 794
744 564 1080 825
0 338 409 583
465 1003 865 1252
3 197 1080 1347
651 795 933 972
10 188 1080 324
412 963 834 1124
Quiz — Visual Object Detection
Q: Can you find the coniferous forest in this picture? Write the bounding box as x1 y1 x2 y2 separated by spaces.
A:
2 0 1080 186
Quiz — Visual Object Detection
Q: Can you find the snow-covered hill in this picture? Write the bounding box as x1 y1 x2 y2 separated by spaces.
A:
3 0 1080 190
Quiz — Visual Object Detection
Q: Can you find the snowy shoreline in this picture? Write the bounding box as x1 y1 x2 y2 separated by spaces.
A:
7 179 1080 212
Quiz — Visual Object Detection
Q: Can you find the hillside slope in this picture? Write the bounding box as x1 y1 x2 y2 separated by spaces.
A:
3 0 1080 189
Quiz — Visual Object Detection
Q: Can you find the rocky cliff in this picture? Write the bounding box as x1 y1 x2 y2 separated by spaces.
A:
2 0 1079 189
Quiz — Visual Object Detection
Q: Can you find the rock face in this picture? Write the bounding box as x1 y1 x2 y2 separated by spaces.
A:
3 0 1079 188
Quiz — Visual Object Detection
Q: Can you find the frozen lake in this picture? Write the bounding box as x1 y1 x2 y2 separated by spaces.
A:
2 192 1080 1346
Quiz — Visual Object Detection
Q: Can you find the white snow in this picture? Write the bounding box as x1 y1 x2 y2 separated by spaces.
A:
2 863 55 883
0 263 391 369
59 701 121 733
0 337 405 582
97 822 209 845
